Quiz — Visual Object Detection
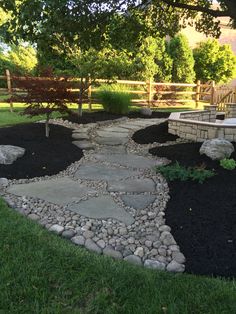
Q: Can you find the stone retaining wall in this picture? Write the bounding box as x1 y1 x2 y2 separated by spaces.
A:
168 104 236 142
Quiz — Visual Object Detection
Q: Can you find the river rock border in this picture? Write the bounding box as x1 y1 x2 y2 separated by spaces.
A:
1 116 186 273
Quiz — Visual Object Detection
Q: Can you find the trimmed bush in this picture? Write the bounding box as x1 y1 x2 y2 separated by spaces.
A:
156 162 215 184
97 84 132 114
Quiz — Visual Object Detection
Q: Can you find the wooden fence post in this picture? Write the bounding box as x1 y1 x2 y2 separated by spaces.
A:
6 69 13 112
195 80 201 108
210 81 215 105
147 78 152 107
87 75 92 111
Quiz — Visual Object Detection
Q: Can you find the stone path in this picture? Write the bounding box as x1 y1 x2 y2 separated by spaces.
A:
2 117 185 273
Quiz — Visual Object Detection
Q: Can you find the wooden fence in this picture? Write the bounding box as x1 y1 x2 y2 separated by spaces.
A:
0 70 227 111
213 84 236 111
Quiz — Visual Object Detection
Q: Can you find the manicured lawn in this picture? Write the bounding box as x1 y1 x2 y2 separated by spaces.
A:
0 200 235 314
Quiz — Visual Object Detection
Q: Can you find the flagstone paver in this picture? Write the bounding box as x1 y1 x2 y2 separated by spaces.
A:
107 178 156 193
74 163 141 182
121 195 156 210
93 153 158 169
7 177 96 205
67 195 134 225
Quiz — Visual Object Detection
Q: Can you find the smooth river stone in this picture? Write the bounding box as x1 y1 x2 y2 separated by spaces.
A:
67 195 134 225
107 178 156 193
7 177 96 205
74 163 140 182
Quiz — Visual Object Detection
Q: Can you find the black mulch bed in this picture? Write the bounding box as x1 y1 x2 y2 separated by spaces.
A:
0 123 83 179
64 110 170 124
132 121 179 144
133 127 236 278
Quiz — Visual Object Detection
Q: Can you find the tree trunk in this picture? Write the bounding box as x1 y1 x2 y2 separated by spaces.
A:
78 78 83 117
45 113 50 137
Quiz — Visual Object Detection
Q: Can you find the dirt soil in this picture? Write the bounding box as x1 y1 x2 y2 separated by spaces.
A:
0 123 83 179
133 127 236 278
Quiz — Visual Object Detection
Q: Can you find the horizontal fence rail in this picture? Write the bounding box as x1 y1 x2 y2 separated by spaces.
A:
0 70 235 112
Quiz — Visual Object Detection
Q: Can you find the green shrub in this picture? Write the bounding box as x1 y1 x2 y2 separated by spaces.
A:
220 158 236 170
156 162 215 184
97 84 132 114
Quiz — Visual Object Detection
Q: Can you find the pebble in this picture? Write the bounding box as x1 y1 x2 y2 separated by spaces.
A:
28 213 40 221
166 260 185 273
144 259 166 271
85 239 102 254
49 224 64 235
62 229 76 239
71 235 85 246
103 247 123 259
124 255 142 266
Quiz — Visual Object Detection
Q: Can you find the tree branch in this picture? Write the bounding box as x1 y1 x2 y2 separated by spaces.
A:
141 0 232 18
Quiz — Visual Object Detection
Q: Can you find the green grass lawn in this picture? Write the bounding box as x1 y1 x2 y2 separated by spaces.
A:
0 200 235 314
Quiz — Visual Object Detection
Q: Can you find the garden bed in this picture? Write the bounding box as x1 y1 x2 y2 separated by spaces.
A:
133 127 236 278
65 110 170 124
0 123 83 179
132 121 179 144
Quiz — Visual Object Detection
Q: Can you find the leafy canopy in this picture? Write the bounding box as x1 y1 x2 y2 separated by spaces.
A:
193 39 236 83
0 0 235 52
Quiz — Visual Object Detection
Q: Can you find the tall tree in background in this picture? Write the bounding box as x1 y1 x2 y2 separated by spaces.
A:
168 34 195 83
134 36 172 81
193 39 236 83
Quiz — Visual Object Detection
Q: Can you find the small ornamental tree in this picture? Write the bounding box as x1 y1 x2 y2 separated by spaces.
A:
11 76 87 137
193 39 236 84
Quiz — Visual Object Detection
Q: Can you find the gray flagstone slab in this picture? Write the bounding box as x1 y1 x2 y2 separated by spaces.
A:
93 153 157 169
107 178 156 193
7 177 96 205
94 137 128 145
74 163 141 181
67 195 134 225
121 195 156 210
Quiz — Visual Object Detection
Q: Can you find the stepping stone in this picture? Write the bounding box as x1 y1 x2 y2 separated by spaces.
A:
97 146 127 154
93 153 157 169
101 126 130 133
7 177 96 206
67 195 134 225
72 133 90 140
121 195 156 210
118 124 141 130
74 163 141 182
96 130 129 138
107 178 156 193
72 141 95 150
94 137 128 146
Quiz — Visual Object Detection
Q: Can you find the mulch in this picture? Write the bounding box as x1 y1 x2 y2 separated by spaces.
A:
132 121 179 144
64 110 170 124
0 123 83 179
133 126 236 278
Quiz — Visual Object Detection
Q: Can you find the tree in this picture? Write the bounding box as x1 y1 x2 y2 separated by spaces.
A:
168 34 195 83
1 1 235 55
11 77 77 137
193 39 236 83
134 36 172 81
